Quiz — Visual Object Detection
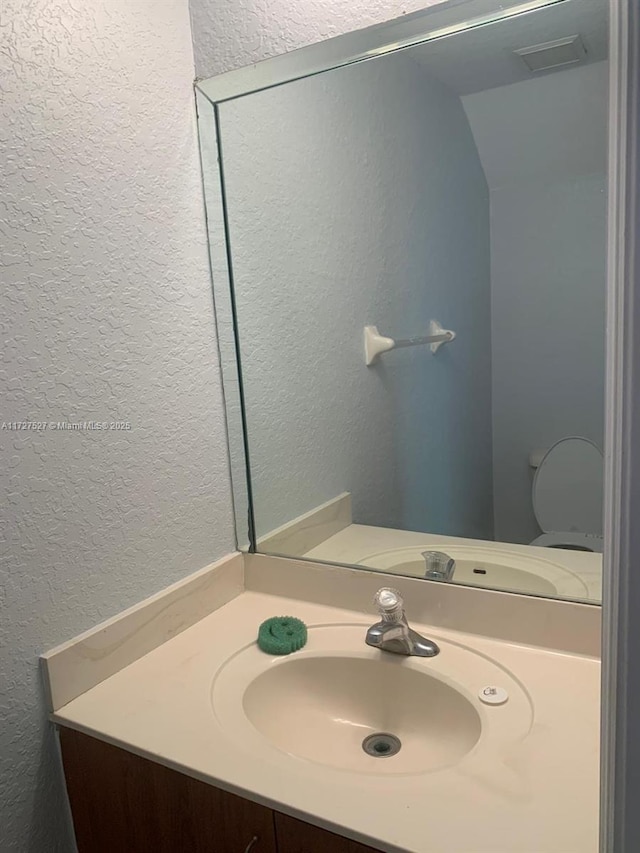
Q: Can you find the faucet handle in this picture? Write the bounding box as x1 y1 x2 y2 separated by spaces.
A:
374 587 404 621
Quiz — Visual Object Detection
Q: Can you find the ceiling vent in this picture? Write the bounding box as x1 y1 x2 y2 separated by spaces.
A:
514 34 587 72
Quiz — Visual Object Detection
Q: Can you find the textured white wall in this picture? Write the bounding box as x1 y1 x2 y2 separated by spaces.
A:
463 63 608 544
218 53 493 540
189 0 446 78
189 0 442 77
1 1 234 850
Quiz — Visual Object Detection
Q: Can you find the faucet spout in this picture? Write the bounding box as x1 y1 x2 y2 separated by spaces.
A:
365 588 439 658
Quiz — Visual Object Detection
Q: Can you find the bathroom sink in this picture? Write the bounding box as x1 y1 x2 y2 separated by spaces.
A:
211 624 533 775
242 656 480 772
358 544 589 598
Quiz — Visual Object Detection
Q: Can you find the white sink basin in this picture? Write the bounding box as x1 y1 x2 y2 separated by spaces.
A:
243 656 480 773
358 544 589 598
211 624 533 775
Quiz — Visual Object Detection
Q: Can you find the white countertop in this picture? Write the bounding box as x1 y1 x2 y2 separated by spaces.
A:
52 588 600 853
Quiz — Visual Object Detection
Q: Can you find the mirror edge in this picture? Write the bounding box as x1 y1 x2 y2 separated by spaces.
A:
195 88 256 551
195 0 568 105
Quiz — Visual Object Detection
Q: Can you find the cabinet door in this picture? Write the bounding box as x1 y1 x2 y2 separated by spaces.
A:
274 811 382 853
59 728 277 853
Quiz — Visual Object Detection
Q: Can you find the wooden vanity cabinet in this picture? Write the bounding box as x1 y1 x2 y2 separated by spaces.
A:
273 812 383 853
59 729 382 853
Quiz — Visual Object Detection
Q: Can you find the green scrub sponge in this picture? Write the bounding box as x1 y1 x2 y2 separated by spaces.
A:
257 616 308 655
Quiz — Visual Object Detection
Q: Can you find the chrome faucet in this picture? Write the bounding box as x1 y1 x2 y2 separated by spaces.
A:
365 588 439 657
422 550 456 581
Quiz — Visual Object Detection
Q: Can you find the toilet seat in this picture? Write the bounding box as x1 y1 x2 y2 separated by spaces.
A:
530 436 603 553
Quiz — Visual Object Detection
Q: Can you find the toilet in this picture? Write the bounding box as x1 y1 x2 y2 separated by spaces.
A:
530 436 604 553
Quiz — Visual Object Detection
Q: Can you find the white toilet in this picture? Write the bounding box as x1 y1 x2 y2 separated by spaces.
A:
530 436 604 553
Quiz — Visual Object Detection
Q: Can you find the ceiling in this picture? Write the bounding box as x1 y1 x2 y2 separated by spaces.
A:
406 0 608 95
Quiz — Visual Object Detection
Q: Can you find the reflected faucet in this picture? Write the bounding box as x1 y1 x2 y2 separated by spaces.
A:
422 551 456 581
365 588 440 657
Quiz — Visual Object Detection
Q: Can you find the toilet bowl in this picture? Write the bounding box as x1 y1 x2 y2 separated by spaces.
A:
529 436 604 553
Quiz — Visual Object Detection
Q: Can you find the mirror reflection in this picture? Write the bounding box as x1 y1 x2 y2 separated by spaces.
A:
209 0 608 602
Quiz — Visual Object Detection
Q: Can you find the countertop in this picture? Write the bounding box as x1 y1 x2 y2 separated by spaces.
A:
51 588 600 853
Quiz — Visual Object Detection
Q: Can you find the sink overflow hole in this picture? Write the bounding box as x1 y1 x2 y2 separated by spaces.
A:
473 568 487 574
362 733 402 758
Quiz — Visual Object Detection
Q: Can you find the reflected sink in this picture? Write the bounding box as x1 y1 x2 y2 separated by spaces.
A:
359 544 589 598
211 624 533 775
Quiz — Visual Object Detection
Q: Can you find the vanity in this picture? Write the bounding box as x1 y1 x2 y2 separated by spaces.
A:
59 730 381 853
43 554 600 853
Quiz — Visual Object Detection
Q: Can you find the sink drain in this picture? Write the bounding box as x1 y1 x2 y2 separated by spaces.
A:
362 732 402 757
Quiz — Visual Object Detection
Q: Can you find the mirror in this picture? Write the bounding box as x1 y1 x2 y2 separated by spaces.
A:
196 0 608 604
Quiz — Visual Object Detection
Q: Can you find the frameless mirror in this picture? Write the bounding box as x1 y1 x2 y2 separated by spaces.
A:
196 0 608 604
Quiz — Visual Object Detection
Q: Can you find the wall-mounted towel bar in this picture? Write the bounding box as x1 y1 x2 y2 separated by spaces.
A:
364 321 456 366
